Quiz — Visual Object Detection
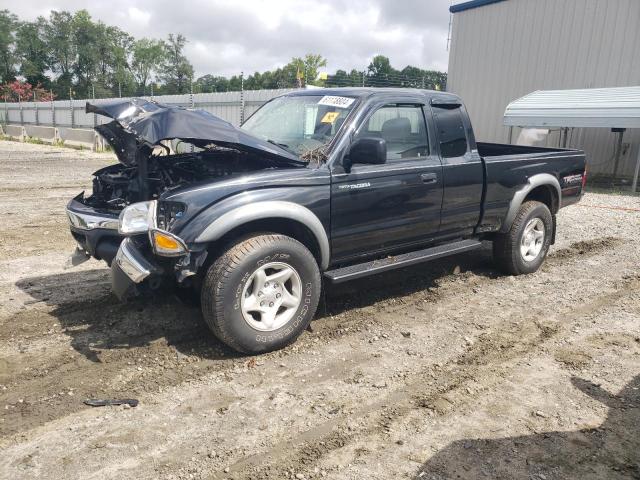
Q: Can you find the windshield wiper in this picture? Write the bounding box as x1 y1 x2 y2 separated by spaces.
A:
266 139 299 157
267 139 292 150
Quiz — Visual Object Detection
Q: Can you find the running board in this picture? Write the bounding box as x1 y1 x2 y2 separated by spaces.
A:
324 239 482 284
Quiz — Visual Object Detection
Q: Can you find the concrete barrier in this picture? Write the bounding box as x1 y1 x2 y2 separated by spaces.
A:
24 125 59 144
58 127 101 151
3 124 25 141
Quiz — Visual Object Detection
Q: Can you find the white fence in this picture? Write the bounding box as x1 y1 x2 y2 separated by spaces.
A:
0 88 296 128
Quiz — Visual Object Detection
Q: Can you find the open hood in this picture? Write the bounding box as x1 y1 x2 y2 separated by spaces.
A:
87 98 305 167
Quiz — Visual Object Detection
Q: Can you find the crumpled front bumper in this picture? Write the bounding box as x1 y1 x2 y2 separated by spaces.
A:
111 238 160 300
66 195 122 264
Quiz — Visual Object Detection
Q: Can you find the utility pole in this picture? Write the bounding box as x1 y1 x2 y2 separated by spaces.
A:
50 90 56 128
69 88 74 129
240 71 245 125
34 91 39 125
118 81 122 98
92 85 96 127
189 81 195 152
362 71 365 87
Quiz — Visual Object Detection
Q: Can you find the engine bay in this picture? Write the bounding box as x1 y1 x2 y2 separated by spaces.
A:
82 148 269 213
78 99 309 214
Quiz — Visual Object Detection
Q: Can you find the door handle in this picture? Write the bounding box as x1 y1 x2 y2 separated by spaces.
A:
420 172 438 184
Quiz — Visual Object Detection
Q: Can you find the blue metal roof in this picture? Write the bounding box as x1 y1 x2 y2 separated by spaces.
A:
450 0 507 13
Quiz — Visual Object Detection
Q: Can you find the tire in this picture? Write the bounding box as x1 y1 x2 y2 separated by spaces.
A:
493 200 553 275
201 234 321 354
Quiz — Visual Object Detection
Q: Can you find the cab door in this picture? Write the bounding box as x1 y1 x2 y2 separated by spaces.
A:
430 101 484 237
330 102 443 263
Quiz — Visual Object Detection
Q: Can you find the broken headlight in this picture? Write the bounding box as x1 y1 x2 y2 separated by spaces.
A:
119 200 156 235
156 201 186 231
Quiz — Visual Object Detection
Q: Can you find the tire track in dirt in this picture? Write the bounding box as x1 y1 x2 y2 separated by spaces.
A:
546 236 624 263
0 246 489 439
207 276 640 479
0 237 628 441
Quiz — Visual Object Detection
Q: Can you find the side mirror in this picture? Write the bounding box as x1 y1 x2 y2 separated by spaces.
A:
345 137 386 171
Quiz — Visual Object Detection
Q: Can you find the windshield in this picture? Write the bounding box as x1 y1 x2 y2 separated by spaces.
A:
241 95 357 157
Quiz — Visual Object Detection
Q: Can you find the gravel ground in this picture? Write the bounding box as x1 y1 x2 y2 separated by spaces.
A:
0 141 639 480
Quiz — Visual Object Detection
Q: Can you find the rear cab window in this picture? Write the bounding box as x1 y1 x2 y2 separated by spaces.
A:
432 106 469 158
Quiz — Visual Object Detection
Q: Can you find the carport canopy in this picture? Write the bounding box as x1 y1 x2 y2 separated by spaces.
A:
503 86 640 128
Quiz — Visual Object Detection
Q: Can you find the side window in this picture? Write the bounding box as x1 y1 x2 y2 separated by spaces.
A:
432 106 469 158
357 104 429 160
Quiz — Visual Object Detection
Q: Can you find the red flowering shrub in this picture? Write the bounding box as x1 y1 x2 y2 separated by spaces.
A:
0 81 56 102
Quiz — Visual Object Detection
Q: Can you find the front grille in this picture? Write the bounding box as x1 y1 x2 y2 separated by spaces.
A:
71 231 88 250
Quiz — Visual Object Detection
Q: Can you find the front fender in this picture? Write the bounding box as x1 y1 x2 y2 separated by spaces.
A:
194 200 330 269
176 185 331 270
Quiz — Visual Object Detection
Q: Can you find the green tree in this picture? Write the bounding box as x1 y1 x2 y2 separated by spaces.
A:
102 26 135 96
244 71 264 90
367 55 394 78
290 53 327 86
327 68 364 87
194 74 231 92
71 10 101 97
131 38 164 93
44 10 75 97
0 8 449 99
398 65 447 90
0 10 17 84
328 69 348 87
160 33 194 94
14 18 49 87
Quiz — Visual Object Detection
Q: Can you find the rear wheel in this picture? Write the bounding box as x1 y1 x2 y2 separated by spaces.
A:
493 200 553 275
201 234 321 354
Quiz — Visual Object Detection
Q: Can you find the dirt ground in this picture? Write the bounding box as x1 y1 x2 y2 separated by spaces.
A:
0 141 639 480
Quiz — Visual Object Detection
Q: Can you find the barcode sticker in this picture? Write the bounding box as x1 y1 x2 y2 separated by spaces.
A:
317 96 355 109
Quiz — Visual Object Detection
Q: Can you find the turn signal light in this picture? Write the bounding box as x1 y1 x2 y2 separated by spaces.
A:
150 230 188 256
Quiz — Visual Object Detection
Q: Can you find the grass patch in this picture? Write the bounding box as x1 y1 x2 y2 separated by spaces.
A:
586 186 640 197
0 136 90 152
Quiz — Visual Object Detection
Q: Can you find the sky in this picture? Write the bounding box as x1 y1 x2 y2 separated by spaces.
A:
3 0 455 78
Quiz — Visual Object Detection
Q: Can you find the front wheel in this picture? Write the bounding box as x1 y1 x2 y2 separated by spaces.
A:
201 234 321 354
493 200 553 275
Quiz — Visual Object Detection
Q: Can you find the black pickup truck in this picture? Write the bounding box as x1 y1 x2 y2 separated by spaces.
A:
66 88 586 353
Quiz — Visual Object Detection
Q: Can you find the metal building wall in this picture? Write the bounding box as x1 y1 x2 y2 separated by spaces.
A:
447 0 640 178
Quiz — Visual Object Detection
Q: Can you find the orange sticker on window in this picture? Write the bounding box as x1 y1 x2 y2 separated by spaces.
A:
321 111 340 123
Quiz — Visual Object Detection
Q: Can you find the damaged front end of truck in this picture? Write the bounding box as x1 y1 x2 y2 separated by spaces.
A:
66 98 305 300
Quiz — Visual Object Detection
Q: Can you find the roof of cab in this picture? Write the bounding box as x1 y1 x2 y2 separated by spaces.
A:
284 87 460 103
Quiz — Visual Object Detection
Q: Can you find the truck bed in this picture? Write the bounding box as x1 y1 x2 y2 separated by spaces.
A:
476 142 586 232
477 142 576 158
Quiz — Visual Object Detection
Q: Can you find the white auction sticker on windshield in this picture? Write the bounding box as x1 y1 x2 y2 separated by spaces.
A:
317 95 355 109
